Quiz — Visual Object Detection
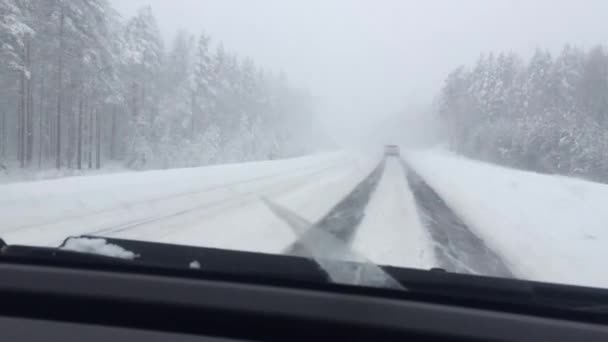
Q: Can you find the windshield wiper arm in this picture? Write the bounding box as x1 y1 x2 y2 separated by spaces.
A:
261 198 405 291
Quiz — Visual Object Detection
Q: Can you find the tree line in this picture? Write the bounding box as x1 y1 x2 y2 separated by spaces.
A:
0 0 318 172
437 45 608 182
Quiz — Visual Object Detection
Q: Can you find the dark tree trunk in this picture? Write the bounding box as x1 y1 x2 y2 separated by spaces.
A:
0 110 6 160
66 93 74 169
38 76 45 169
55 5 65 169
88 107 94 169
48 101 54 161
110 107 117 160
25 40 33 166
132 82 139 118
191 90 197 138
47 105 53 166
18 58 26 168
96 109 101 169
77 92 84 170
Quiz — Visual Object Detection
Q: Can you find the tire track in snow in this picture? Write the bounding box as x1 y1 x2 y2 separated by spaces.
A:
400 159 513 278
284 159 385 256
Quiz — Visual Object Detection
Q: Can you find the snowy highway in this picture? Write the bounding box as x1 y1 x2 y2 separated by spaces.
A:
0 153 375 252
2 149 608 289
352 158 435 270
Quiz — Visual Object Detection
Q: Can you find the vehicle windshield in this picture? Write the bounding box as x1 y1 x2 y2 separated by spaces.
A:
2 0 608 292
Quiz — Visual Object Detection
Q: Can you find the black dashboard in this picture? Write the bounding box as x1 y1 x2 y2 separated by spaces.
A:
1 238 607 341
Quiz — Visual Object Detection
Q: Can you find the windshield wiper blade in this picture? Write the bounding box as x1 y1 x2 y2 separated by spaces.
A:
261 198 405 291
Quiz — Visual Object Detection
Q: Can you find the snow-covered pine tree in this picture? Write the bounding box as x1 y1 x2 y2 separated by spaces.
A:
437 44 608 182
122 5 163 169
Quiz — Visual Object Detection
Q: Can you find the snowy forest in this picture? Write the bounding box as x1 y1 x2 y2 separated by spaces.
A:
0 0 318 173
438 45 608 182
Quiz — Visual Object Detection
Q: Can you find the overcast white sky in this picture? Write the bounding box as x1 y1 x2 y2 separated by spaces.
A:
111 0 608 144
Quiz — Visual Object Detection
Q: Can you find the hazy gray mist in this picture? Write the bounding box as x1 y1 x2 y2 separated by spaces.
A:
112 0 608 146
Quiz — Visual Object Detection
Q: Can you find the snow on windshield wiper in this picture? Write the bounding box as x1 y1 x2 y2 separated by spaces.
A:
60 237 139 260
262 198 405 291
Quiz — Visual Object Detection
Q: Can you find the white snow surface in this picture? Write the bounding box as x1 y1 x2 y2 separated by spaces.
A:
7 147 606 289
352 158 436 270
407 149 608 288
61 237 137 260
0 162 127 184
1 152 377 256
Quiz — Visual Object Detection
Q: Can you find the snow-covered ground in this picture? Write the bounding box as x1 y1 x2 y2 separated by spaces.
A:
0 152 377 252
407 149 608 289
352 158 435 269
5 146 606 290
0 162 128 185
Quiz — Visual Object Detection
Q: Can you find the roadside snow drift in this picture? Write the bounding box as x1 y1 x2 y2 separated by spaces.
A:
407 149 608 289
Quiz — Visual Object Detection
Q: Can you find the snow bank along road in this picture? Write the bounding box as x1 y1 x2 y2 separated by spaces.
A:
407 150 608 289
2 149 606 289
402 162 512 278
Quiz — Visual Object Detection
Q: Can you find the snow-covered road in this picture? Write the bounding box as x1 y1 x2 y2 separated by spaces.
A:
0 152 443 271
3 149 608 289
351 158 435 269
0 152 377 251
